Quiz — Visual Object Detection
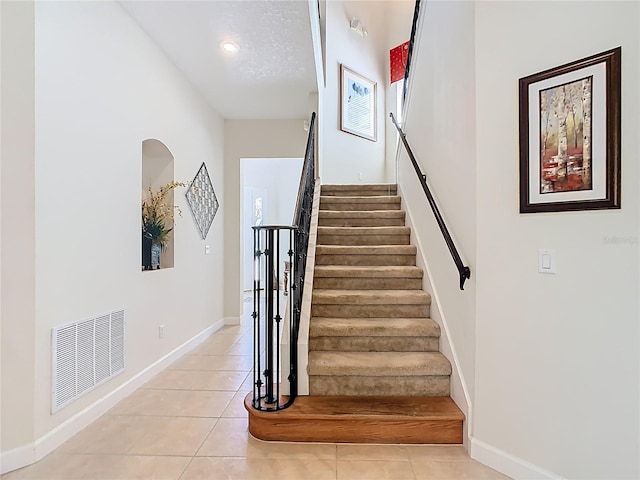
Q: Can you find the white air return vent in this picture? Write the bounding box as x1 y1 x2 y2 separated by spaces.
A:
52 309 125 413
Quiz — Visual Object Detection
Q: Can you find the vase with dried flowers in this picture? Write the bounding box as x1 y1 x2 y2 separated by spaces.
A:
142 181 188 270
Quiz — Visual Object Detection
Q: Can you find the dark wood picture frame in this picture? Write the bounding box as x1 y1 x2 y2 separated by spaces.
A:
519 47 621 213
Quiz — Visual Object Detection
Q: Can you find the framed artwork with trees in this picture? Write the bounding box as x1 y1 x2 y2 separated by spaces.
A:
518 47 621 213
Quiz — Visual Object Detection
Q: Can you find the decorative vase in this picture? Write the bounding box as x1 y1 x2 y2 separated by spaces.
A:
151 243 161 269
142 237 152 270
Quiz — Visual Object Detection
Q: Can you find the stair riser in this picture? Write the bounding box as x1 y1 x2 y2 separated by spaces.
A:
317 234 410 246
320 202 401 211
315 254 416 266
321 186 397 196
313 277 422 290
311 304 430 318
309 376 450 396
309 336 439 352
319 217 405 227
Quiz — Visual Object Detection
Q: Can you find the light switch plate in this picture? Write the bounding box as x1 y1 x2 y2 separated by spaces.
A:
538 248 556 274
205 245 211 255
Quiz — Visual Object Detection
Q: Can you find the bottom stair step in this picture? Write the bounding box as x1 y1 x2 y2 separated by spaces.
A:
245 394 464 444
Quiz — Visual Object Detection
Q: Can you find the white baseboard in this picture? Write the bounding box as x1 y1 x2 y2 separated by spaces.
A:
0 319 224 475
224 316 240 326
470 437 566 480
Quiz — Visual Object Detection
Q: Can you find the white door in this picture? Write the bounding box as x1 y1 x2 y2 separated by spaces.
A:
242 187 268 291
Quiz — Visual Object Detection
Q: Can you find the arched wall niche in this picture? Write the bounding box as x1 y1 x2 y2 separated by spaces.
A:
142 138 175 270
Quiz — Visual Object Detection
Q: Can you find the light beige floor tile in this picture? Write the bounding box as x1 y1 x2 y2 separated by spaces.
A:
248 439 337 460
267 458 337 480
179 457 263 480
220 390 250 418
181 457 336 480
196 418 336 460
58 415 148 454
238 372 255 393
196 418 250 457
225 340 256 356
142 369 247 391
130 417 217 456
337 460 415 480
59 416 215 456
168 354 253 371
109 389 234 417
405 445 470 462
2 453 190 480
337 444 409 461
189 341 233 355
412 459 510 480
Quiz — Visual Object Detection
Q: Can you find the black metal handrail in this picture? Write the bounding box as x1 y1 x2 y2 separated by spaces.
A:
390 112 471 290
251 112 316 410
402 0 421 103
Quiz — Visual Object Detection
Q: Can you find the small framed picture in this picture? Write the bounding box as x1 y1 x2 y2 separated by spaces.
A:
340 64 377 142
518 47 621 213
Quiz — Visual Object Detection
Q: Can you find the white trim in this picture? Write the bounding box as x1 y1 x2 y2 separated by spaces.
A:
470 437 567 480
0 320 224 475
295 178 321 396
224 316 240 326
398 183 473 442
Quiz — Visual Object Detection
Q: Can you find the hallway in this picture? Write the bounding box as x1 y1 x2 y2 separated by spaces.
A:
2 297 507 480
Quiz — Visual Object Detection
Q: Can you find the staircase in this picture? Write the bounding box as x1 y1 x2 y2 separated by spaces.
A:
246 184 464 444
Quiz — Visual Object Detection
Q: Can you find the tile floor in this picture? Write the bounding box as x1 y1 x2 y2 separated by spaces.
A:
2 297 510 480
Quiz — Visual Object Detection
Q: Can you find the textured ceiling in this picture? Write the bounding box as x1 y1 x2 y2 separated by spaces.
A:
120 0 317 119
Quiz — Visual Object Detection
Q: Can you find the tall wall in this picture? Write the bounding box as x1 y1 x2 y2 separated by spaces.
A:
0 0 37 456
399 0 477 428
473 2 639 478
383 0 415 182
320 0 387 184
402 1 639 478
223 120 308 320
2 0 227 469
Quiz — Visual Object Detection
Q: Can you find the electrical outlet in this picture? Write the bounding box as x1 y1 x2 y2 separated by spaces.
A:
158 325 165 339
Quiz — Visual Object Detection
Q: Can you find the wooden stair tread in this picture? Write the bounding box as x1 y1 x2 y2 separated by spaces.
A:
247 394 463 420
245 394 464 444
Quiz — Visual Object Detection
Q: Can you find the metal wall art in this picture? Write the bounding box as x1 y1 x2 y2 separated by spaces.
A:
186 162 219 239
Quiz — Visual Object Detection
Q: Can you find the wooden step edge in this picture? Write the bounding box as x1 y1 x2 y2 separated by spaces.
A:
245 393 464 444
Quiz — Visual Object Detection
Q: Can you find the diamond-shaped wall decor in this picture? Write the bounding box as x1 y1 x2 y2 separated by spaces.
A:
186 162 218 240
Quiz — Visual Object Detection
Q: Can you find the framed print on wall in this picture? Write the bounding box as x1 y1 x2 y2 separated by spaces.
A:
518 47 621 213
340 64 377 141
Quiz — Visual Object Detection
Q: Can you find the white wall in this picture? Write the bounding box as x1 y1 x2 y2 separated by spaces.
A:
321 0 387 184
473 2 639 479
2 0 226 466
224 120 308 321
400 0 478 429
0 0 37 456
403 1 639 478
383 0 415 182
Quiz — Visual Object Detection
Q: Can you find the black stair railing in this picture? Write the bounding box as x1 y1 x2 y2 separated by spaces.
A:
390 112 471 290
251 112 316 410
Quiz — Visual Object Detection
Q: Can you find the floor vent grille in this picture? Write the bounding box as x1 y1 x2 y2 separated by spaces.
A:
51 309 125 412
